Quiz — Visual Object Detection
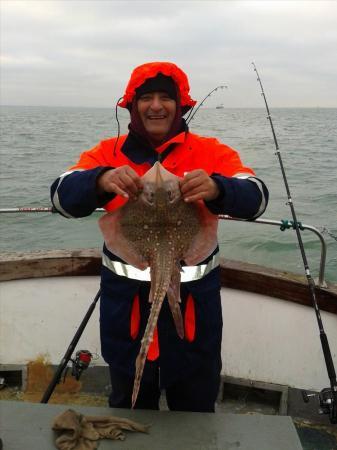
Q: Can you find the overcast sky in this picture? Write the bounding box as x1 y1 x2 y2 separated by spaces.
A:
1 0 337 108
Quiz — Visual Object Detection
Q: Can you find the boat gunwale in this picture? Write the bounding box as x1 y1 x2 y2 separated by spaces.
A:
1 249 336 314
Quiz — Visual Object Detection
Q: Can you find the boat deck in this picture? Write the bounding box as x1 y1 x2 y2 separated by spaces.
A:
1 252 336 449
0 400 303 450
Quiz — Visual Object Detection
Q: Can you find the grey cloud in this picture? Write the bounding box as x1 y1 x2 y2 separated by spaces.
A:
1 1 336 107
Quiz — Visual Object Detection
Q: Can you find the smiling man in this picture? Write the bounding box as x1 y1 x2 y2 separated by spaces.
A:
135 74 177 145
138 91 175 142
51 61 269 412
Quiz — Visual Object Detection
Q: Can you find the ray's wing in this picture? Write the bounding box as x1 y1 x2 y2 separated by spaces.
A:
98 208 148 270
183 203 219 266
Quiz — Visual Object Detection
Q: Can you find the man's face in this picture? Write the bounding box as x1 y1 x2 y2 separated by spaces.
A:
137 91 176 144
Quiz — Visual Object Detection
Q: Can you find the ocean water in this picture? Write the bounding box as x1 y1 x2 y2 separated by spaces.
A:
0 106 336 283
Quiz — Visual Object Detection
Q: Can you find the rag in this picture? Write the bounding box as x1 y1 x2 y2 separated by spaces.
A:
52 408 150 450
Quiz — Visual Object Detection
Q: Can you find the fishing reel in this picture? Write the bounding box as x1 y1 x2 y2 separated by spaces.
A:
302 387 337 424
71 350 93 381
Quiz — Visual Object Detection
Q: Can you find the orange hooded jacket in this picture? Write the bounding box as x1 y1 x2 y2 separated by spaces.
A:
67 63 256 361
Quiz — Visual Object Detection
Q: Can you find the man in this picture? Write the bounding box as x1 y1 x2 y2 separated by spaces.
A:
51 61 268 412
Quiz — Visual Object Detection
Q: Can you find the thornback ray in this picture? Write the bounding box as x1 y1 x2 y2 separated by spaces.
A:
98 162 218 408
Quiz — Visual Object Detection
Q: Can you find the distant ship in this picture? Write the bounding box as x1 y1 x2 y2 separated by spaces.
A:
216 103 224 109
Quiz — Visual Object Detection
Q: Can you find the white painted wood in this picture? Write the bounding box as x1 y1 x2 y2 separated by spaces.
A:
221 287 337 391
0 277 104 366
1 277 336 391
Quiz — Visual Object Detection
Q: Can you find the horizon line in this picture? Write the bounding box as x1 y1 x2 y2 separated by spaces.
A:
1 104 336 109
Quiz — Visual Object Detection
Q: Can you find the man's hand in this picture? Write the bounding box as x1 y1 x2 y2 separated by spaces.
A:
179 169 219 202
96 166 143 198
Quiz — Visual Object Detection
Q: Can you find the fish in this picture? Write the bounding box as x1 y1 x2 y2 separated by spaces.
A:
99 162 218 408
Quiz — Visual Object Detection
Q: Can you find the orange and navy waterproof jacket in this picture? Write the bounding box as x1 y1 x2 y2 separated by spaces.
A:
51 61 268 386
51 125 268 388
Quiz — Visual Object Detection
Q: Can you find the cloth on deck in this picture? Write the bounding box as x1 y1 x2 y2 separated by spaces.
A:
52 409 150 450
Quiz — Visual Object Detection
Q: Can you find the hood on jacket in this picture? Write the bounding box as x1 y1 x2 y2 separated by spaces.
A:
118 62 196 114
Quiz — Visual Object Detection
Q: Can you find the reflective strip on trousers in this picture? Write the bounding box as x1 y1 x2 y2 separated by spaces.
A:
102 251 220 282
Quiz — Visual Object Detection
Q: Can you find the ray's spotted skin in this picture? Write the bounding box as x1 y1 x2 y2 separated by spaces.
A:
99 162 218 408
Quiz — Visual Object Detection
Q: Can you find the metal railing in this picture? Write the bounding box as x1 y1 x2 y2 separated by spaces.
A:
219 216 327 288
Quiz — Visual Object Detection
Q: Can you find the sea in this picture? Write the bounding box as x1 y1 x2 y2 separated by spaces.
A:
0 106 336 283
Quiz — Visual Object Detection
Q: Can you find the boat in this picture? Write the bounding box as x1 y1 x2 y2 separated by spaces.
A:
216 103 224 109
1 216 336 449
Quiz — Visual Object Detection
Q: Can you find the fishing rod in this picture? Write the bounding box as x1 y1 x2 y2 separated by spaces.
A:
41 289 101 403
186 85 227 124
0 207 55 213
0 207 104 213
252 62 336 424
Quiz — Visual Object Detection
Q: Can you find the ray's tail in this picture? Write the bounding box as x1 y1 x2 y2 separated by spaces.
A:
131 254 174 408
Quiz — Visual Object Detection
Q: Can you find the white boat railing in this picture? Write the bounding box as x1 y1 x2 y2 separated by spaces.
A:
0 207 328 288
